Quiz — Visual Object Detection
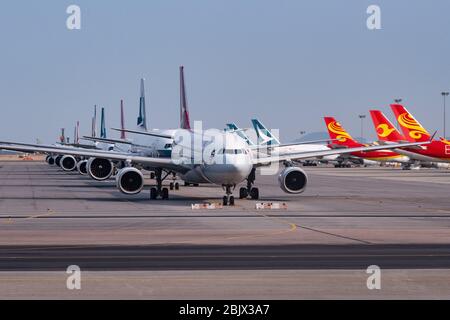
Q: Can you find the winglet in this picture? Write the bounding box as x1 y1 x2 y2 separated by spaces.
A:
430 130 437 141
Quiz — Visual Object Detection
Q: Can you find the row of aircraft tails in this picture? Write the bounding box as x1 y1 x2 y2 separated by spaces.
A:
0 66 445 205
324 104 450 169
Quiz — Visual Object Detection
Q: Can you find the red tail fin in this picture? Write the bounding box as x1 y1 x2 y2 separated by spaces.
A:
390 104 430 142
369 110 405 142
323 117 360 146
179 66 191 130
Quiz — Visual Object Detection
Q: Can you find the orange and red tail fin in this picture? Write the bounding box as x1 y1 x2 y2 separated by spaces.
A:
390 104 431 142
323 117 360 147
369 110 405 142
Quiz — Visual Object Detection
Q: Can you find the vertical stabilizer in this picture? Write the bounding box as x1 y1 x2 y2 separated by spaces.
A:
226 123 255 146
323 117 360 146
369 110 405 142
251 119 281 146
390 104 431 142
100 107 107 138
137 78 147 130
180 66 191 130
120 100 126 139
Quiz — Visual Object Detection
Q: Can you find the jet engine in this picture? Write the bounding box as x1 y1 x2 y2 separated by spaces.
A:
60 155 77 171
116 167 144 195
278 167 308 194
87 157 114 181
47 156 55 165
55 155 63 167
77 160 88 175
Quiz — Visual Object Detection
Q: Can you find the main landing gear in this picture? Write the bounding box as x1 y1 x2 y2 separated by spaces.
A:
222 185 235 206
239 168 259 200
169 172 180 190
150 168 171 200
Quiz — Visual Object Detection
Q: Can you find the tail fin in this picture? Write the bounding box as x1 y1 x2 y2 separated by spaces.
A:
226 123 255 146
120 99 126 140
179 66 191 130
390 104 430 142
137 78 147 130
100 107 107 138
92 105 97 138
369 110 405 142
251 119 281 146
323 117 359 146
74 121 80 144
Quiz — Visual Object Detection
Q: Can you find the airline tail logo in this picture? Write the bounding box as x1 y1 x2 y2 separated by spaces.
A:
376 124 395 138
251 119 280 146
137 78 147 130
396 112 429 140
327 121 353 142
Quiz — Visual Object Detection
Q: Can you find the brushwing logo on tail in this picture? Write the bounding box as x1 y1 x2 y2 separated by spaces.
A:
376 124 395 138
327 121 352 142
397 112 429 139
255 126 276 145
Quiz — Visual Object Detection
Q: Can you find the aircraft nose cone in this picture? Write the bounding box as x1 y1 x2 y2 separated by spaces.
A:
202 158 252 185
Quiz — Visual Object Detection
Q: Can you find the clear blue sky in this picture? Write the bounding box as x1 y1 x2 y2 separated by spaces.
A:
1 0 449 143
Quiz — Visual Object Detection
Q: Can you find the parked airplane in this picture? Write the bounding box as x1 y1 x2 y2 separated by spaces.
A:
324 116 410 167
389 104 450 162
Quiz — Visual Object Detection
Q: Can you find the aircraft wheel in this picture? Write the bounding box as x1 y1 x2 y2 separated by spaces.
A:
175 182 180 190
239 187 248 199
150 187 157 200
169 182 174 190
229 196 235 206
250 188 259 200
162 188 169 199
184 182 190 186
223 196 228 206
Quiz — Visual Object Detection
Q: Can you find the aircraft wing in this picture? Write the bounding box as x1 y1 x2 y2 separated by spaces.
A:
0 143 189 173
82 136 133 145
111 128 173 139
253 140 430 166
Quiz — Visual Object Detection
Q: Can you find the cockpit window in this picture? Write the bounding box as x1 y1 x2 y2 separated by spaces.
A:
217 149 243 155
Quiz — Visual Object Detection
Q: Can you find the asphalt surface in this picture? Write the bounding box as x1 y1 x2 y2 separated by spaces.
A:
1 244 450 271
0 161 449 298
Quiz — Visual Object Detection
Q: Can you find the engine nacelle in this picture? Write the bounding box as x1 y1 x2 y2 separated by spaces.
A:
60 155 77 171
87 157 114 181
278 167 308 194
77 160 88 175
55 155 63 167
116 167 145 195
47 156 55 165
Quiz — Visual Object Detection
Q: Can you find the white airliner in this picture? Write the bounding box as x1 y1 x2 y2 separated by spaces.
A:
0 126 429 206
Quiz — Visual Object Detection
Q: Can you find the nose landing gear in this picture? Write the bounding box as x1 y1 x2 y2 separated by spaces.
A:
222 185 235 206
239 168 259 200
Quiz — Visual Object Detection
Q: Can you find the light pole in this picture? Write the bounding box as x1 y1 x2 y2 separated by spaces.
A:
359 114 366 141
442 92 449 138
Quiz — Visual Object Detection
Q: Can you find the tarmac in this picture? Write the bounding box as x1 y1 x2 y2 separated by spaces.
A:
0 161 449 299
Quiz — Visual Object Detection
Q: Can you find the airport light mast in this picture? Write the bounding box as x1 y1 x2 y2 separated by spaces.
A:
442 92 449 138
358 114 366 141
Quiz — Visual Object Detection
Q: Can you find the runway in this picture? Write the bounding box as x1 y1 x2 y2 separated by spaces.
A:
0 161 449 298
1 244 450 271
